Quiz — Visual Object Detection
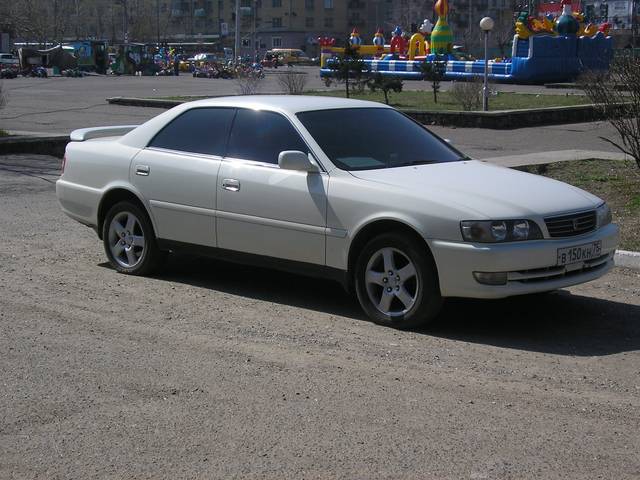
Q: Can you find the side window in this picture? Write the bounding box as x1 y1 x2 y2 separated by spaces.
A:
149 107 235 156
226 109 308 164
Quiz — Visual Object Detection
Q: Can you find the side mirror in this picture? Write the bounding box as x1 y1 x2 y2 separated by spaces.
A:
278 150 319 172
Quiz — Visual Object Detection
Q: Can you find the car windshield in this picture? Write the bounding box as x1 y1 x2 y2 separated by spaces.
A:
297 108 467 171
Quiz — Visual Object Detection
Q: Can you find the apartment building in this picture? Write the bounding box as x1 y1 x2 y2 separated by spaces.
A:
163 0 349 55
161 0 518 55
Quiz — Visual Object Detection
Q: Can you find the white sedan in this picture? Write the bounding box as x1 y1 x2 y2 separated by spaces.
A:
56 96 619 328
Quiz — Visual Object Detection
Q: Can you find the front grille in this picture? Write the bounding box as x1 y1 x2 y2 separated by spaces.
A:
544 210 597 238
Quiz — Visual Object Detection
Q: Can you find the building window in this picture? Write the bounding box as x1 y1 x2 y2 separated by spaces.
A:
305 0 314 9
272 0 282 6
324 16 333 28
324 0 333 8
306 17 314 27
272 17 282 27
272 37 282 47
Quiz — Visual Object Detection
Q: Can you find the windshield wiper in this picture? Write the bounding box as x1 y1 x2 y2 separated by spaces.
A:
399 160 439 166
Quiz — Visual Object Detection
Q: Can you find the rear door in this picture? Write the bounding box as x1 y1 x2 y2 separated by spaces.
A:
131 107 235 247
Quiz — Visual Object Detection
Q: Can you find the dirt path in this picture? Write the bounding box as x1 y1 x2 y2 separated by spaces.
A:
1 155 639 479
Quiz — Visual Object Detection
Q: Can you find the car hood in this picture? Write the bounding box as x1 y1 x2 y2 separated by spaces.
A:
349 160 602 219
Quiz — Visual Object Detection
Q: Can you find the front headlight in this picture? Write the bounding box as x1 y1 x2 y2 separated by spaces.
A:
460 219 543 243
596 202 612 228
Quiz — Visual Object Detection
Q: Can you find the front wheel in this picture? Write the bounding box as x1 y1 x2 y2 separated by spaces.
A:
102 201 163 275
355 233 442 329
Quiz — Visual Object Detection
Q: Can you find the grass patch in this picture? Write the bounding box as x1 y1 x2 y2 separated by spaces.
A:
151 91 589 111
519 159 640 251
0 130 9 137
309 90 589 111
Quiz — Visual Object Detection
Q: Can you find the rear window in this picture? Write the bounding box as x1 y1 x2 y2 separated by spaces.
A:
149 107 235 156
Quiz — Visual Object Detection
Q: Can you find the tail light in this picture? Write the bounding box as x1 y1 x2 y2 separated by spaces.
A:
61 155 66 174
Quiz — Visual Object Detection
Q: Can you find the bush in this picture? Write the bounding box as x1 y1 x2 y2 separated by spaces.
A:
420 60 446 103
367 73 403 105
277 71 308 95
450 78 483 111
581 57 640 169
327 43 369 98
235 72 262 95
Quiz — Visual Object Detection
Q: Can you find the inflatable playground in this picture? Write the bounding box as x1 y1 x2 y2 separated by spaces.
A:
319 0 613 84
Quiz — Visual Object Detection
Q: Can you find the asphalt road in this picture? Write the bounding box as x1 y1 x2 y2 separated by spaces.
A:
0 74 625 160
1 154 639 479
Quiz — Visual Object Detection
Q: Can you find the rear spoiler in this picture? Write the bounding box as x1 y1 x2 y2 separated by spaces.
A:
69 125 139 142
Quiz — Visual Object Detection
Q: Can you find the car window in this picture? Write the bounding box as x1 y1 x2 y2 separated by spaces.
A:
297 108 466 171
149 107 235 156
226 109 308 164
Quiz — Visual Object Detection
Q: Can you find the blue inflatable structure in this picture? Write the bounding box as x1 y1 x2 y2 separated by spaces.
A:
320 32 613 84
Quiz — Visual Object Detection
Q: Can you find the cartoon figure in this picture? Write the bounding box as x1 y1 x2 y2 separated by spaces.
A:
408 19 433 60
515 11 532 39
349 28 362 47
599 22 611 35
372 28 385 47
389 26 407 56
430 0 454 54
556 0 580 35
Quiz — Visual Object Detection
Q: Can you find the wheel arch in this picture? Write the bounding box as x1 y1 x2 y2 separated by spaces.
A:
346 218 439 290
97 187 155 240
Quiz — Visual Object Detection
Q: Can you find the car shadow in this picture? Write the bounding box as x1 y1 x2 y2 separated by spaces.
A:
106 254 640 357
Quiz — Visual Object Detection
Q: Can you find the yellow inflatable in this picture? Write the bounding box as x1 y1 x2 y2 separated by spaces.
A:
408 32 426 60
515 21 531 39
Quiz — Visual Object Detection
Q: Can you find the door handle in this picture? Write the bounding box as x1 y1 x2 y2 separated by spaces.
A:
135 164 150 176
222 178 240 192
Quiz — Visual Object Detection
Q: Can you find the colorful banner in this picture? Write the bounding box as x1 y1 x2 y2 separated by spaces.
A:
537 1 582 15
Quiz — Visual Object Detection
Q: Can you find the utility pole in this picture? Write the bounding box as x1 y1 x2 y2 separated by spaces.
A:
156 0 160 44
632 0 638 50
235 0 241 62
122 0 129 43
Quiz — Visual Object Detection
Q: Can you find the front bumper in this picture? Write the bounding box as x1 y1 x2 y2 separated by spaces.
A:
428 223 619 299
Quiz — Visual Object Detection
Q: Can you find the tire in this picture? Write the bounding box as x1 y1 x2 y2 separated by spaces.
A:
354 232 442 329
102 201 164 275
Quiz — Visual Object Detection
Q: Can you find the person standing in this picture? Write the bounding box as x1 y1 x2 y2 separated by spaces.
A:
174 55 180 76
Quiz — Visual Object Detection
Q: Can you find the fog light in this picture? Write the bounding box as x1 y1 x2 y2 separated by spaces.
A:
473 271 508 286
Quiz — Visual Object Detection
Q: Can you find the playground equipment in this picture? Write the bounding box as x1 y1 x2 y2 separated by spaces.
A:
320 0 613 84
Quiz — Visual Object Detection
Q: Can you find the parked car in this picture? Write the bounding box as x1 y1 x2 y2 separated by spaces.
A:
0 53 19 66
262 48 311 66
56 96 619 329
192 53 221 67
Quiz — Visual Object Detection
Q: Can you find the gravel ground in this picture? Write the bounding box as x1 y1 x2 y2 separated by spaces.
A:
1 155 639 479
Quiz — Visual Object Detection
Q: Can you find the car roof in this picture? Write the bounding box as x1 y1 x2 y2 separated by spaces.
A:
183 95 391 114
120 95 391 150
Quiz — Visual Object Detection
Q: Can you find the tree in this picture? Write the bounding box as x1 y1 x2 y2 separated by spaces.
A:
492 3 518 58
327 43 369 99
581 57 640 169
420 59 446 104
367 73 403 105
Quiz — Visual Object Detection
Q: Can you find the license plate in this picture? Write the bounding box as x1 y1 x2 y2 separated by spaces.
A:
557 241 602 266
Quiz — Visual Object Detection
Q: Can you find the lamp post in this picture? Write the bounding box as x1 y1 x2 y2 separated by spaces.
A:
235 0 241 63
480 16 494 112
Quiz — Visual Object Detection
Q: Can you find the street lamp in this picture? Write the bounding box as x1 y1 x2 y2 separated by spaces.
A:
480 16 494 112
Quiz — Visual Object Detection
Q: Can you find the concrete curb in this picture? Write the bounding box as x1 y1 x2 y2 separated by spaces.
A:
0 135 69 158
106 96 620 129
614 250 640 270
483 149 630 168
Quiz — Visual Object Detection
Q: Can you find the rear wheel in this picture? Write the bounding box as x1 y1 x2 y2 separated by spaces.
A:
102 201 163 275
355 233 442 329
